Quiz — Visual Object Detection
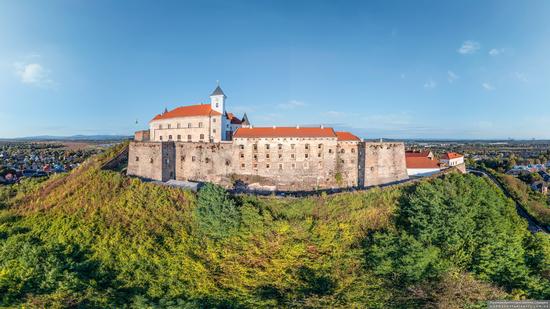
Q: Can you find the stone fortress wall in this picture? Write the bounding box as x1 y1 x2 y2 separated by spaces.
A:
127 139 408 191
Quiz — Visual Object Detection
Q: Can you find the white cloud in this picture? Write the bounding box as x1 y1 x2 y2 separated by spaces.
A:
458 40 480 54
447 70 459 83
13 62 54 87
513 72 528 83
323 111 345 118
482 82 495 91
277 100 307 109
489 48 504 56
423 80 437 89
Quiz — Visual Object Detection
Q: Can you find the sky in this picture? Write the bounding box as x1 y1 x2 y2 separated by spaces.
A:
1 0 549 139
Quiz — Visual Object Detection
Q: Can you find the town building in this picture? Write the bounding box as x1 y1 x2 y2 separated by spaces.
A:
128 85 409 191
405 156 441 177
440 152 464 167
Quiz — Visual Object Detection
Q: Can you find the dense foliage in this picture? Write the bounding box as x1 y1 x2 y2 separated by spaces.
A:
494 173 550 227
0 145 549 308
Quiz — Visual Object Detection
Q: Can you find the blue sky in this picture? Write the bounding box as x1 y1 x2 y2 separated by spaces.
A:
1 0 549 139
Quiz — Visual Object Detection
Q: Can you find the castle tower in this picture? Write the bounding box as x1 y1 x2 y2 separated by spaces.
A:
210 84 226 114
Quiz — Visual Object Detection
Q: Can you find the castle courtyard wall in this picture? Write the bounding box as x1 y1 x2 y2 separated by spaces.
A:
128 140 409 191
363 142 408 186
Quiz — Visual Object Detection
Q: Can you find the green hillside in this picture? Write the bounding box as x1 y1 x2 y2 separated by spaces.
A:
0 144 549 308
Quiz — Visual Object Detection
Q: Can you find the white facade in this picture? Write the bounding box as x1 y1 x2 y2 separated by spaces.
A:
407 168 440 177
441 156 464 167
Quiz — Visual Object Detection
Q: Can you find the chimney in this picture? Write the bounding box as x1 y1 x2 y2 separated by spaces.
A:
273 125 276 129
296 125 300 129
320 124 324 129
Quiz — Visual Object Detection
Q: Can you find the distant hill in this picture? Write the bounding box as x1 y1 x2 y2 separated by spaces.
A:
2 134 132 141
0 145 548 307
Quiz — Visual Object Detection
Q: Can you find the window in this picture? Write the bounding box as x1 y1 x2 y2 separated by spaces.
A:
318 153 321 157
266 163 270 169
159 124 163 129
165 158 169 164
305 154 309 159
200 134 204 140
226 160 231 167
351 148 355 153
177 123 181 129
291 154 295 159
168 135 172 140
240 153 244 158
279 164 283 170
253 144 258 151
216 103 219 108
278 154 282 159
160 136 163 141
291 144 295 149
177 135 181 141
213 118 216 122
213 129 216 133
135 156 139 162
192 156 196 162
329 149 333 154
266 154 270 159
291 163 296 169
278 144 282 150
150 158 154 163
199 122 203 128
188 123 192 128
266 144 270 150
181 156 185 161
167 124 171 129
305 144 310 150
205 158 210 163
253 163 258 168
318 144 322 149
341 149 345 154
241 163 245 169
187 135 192 141
239 145 244 150
253 154 258 160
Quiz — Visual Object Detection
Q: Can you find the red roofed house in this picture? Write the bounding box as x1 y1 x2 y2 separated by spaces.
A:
145 85 249 143
405 150 434 160
405 156 441 177
440 152 464 167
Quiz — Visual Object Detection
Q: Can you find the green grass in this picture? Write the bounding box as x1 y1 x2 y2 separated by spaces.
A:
0 144 549 308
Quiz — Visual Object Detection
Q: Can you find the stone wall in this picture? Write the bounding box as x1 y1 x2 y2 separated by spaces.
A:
128 140 409 191
232 137 340 191
127 142 175 181
363 142 408 186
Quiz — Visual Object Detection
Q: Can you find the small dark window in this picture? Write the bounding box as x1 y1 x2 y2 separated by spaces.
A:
177 135 181 140
279 164 283 170
266 163 270 169
266 144 270 149
239 145 244 150
305 154 309 159
266 154 270 159
351 148 355 153
329 149 333 154
240 153 244 158
318 144 322 149
192 156 196 162
150 158 154 163
187 135 192 141
253 144 258 150
200 134 205 140
205 158 210 163
135 156 139 162
305 144 310 150
241 163 245 168
168 135 172 140
181 156 185 161
160 136 163 141
278 144 282 150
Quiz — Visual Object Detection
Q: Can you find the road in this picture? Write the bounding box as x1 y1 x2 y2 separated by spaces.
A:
468 169 548 234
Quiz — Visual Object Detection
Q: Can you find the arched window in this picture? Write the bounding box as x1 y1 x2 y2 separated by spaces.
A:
168 135 172 140
177 135 181 140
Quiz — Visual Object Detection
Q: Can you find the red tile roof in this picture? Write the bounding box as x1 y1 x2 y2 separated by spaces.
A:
405 150 432 158
335 131 361 141
441 152 463 160
150 104 221 122
233 127 337 138
406 157 440 169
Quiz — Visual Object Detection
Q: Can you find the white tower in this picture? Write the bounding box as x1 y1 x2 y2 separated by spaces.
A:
210 84 226 114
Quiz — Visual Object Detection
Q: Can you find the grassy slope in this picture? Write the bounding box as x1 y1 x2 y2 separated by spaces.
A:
0 144 548 308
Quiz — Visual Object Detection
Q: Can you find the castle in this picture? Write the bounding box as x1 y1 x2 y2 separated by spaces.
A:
128 85 409 191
